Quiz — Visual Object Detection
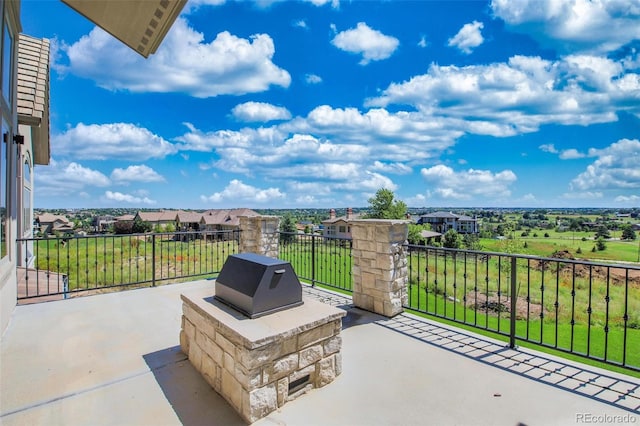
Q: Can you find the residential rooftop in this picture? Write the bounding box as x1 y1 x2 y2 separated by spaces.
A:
1 280 638 425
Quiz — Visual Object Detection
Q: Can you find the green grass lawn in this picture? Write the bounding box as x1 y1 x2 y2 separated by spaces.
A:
481 233 640 263
33 235 237 290
405 284 640 377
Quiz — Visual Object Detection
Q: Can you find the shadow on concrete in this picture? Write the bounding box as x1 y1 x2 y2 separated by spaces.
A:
143 346 246 426
374 314 640 413
341 307 381 330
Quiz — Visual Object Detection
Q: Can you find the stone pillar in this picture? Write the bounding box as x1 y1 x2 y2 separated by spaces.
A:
239 215 280 257
350 219 409 317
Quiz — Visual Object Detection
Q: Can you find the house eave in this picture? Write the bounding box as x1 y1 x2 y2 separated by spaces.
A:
61 0 187 58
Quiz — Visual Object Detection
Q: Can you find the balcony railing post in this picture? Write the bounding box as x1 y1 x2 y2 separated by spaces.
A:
152 233 156 287
311 234 316 287
509 256 517 349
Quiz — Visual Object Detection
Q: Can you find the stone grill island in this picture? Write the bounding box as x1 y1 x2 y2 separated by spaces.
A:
180 253 346 423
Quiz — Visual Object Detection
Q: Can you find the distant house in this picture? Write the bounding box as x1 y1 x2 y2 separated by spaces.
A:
92 215 115 232
322 208 360 239
417 211 479 234
134 210 179 229
199 208 259 239
115 214 135 222
36 213 74 236
175 210 204 232
420 230 443 244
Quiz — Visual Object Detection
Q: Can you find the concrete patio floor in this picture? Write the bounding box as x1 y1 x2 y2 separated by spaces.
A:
1 280 638 425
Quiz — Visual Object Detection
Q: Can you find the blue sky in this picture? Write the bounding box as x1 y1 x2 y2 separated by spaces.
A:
22 0 640 209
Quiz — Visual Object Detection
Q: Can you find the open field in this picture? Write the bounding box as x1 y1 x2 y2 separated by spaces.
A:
481 231 640 263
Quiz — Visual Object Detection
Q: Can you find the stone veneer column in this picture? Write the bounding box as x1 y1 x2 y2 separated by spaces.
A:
350 219 409 317
239 215 280 257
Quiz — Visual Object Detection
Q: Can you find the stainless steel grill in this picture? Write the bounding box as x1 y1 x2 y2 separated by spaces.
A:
214 253 303 318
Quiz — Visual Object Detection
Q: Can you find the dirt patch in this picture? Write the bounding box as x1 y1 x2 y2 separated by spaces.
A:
465 292 543 320
533 250 640 287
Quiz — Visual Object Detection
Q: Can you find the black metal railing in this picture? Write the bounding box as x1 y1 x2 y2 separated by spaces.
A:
15 228 639 372
16 230 239 300
277 232 352 292
405 244 640 372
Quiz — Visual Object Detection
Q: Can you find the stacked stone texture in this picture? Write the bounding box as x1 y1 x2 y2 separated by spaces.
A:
239 216 280 257
351 219 409 317
180 296 343 423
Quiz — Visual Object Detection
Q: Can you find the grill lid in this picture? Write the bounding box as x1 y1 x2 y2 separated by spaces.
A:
215 253 303 318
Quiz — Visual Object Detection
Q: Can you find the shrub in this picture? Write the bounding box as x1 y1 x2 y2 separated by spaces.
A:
114 221 133 234
544 232 550 238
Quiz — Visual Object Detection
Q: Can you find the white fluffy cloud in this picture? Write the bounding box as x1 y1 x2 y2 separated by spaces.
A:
201 179 285 203
305 74 323 84
558 149 586 160
615 194 640 203
104 191 156 205
491 0 640 54
54 123 177 161
111 165 165 183
570 139 640 190
331 22 399 65
366 55 640 135
539 144 559 154
540 144 587 159
35 159 110 196
421 165 517 200
231 102 292 122
57 18 291 97
448 21 484 54
291 105 462 159
370 161 412 175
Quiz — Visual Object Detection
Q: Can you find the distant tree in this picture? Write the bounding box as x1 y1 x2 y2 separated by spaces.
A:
443 229 460 249
408 224 427 245
279 214 297 245
569 219 582 242
544 232 550 238
479 229 493 239
114 221 133 235
132 218 151 234
595 225 611 240
304 225 311 234
165 223 175 233
596 237 607 251
576 247 582 254
366 188 408 219
463 233 481 250
621 225 636 241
